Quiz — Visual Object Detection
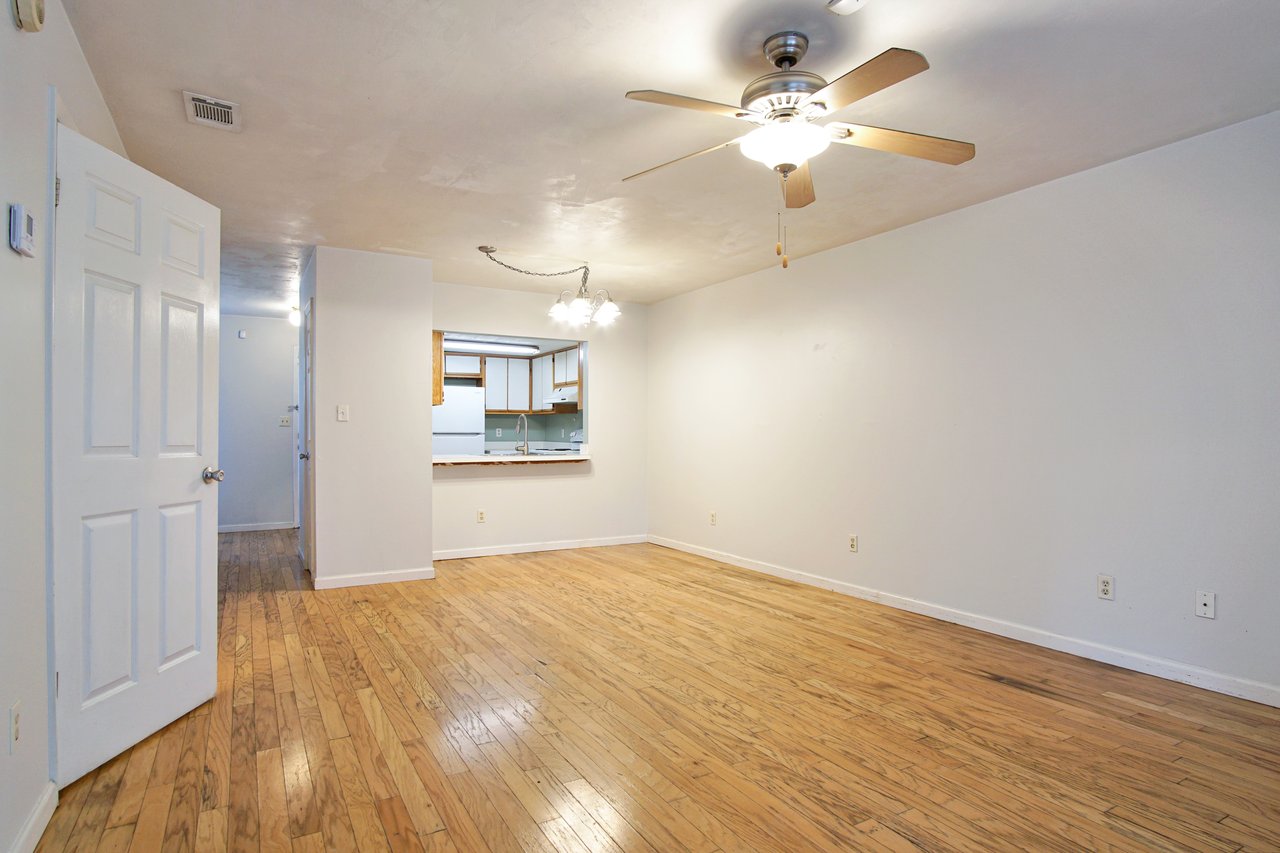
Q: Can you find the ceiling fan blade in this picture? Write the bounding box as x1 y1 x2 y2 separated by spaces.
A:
622 137 744 182
783 161 816 209
625 90 755 121
805 48 929 114
827 122 975 164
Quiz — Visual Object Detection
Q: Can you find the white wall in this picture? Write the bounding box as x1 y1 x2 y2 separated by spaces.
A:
0 3 126 850
304 248 434 588
218 316 297 532
432 283 648 559
647 111 1280 705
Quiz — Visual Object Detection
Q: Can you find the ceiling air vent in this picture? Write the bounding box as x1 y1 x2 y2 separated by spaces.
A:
182 91 242 133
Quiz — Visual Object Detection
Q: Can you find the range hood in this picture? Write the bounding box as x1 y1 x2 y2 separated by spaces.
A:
544 385 578 406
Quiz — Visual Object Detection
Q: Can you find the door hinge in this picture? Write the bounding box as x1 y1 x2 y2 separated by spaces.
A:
55 671 60 697
54 176 61 208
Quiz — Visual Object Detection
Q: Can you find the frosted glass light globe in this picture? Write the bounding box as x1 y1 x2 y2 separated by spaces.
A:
740 121 830 171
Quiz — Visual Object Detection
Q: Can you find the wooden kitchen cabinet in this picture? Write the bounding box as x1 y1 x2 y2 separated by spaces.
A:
432 330 444 405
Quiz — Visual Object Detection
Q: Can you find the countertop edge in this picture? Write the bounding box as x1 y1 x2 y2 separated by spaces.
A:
432 454 591 467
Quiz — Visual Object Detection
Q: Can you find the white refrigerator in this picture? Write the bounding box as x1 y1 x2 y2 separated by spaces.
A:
432 386 485 455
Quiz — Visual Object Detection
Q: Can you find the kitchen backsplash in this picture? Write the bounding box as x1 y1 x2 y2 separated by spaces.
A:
484 412 582 443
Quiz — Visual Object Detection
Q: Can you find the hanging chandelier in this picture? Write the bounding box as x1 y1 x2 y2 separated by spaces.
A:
477 246 621 326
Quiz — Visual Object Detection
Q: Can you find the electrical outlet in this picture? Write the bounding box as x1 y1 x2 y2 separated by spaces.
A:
278 415 291 427
848 535 858 553
709 511 717 526
561 428 566 438
1196 590 1216 619
8 701 19 755
495 428 502 438
1097 575 1114 601
476 509 486 524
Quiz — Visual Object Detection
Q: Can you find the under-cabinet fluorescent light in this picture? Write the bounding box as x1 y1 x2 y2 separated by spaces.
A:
443 339 540 356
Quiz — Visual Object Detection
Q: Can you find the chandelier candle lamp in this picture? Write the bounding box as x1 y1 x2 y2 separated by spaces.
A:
478 246 621 326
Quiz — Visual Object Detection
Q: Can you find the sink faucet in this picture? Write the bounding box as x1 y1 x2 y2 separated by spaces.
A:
514 413 529 455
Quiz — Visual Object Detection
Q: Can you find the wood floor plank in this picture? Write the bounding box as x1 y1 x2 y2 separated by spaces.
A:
256 748 292 853
226 701 260 853
161 711 211 852
128 783 175 853
195 809 227 853
372 796 425 853
105 732 161 828
35 532 1280 853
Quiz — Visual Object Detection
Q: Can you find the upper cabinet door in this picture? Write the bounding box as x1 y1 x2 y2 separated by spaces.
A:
485 357 508 410
534 354 554 410
553 351 568 384
507 358 530 412
445 354 481 375
565 346 579 382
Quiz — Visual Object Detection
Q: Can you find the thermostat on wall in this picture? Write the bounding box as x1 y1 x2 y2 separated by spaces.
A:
9 204 35 258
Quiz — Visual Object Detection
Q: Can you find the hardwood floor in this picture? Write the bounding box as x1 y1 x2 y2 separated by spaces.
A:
37 530 1280 852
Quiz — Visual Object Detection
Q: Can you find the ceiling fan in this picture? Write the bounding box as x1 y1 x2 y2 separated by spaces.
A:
623 31 975 208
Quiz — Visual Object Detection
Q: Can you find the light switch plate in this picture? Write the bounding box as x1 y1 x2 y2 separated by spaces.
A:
336 404 350 422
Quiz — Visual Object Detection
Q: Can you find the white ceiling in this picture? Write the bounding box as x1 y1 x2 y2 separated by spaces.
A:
65 0 1280 316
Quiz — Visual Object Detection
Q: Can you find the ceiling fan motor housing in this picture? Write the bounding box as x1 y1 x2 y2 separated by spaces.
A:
741 70 827 117
742 32 828 119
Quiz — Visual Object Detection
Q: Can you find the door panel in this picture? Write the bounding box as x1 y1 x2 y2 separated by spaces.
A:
53 125 220 784
158 501 201 668
80 511 137 703
84 274 140 455
160 296 203 454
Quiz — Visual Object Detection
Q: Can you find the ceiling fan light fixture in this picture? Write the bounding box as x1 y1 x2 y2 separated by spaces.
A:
740 121 830 172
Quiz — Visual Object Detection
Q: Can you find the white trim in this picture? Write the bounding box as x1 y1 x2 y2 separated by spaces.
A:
9 781 57 853
313 565 436 590
217 521 297 534
433 534 648 562
648 536 1280 708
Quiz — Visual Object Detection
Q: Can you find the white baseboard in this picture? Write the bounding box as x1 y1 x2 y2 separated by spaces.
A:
648 536 1280 708
433 534 648 562
313 565 436 590
218 522 297 533
9 781 56 853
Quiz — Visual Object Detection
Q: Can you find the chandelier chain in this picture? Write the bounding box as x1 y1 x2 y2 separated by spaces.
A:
479 248 589 287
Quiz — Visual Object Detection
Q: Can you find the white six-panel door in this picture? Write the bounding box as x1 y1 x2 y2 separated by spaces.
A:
52 125 220 784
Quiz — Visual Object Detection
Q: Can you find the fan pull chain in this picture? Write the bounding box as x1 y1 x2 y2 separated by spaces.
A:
775 212 783 257
782 224 790 269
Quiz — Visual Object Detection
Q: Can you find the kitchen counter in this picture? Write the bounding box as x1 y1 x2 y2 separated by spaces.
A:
433 451 590 467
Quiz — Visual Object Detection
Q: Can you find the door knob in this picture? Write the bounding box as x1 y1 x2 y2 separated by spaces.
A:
299 451 311 460
202 466 225 484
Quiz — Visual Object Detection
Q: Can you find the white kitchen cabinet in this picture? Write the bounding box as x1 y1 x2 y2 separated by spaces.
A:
444 354 481 375
507 357 530 411
533 354 553 411
485 357 508 410
553 346 578 385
